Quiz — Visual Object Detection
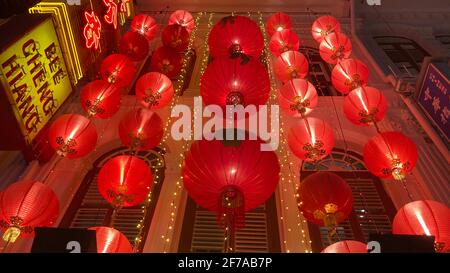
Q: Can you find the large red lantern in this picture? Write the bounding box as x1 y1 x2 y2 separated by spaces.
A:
393 200 450 252
278 79 318 117
311 15 341 43
119 31 149 62
131 14 158 41
200 57 270 109
162 24 190 52
0 181 59 243
332 58 369 94
136 72 174 109
208 15 264 59
80 80 121 119
150 46 182 79
343 86 388 126
269 29 300 57
266 12 292 37
168 10 195 33
48 114 98 159
118 108 163 151
363 131 418 180
322 240 367 253
88 227 133 253
100 54 136 89
319 32 352 64
274 50 309 82
288 117 334 162
98 155 153 208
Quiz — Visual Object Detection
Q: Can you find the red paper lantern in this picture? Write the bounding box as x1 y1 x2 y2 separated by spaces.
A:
80 80 121 119
168 10 195 33
162 24 190 52
0 181 59 243
363 131 418 180
183 138 280 229
278 79 318 117
311 15 341 43
288 117 334 162
322 240 367 253
119 31 149 62
131 14 158 41
209 15 264 59
48 114 98 159
298 172 353 227
343 86 388 126
274 50 309 82
269 29 300 57
393 200 450 252
200 57 270 109
150 46 182 79
266 12 292 37
332 58 369 94
88 227 133 253
100 54 136 89
136 72 174 109
98 155 153 208
319 32 352 64
118 108 163 151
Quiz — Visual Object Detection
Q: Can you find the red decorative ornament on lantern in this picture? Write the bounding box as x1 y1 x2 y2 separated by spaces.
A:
131 14 158 41
343 86 388 126
288 117 334 162
136 72 174 109
168 10 195 33
100 54 136 89
269 29 300 57
322 240 367 253
98 155 153 208
118 108 163 151
332 58 369 94
363 131 418 180
393 200 450 252
319 32 352 64
162 24 190 52
278 79 318 117
150 46 182 79
274 50 309 82
0 181 59 243
88 227 133 253
48 114 98 159
311 15 341 43
119 31 149 62
80 80 121 119
266 12 292 37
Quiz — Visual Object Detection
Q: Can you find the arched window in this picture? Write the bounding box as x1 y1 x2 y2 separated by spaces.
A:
374 36 430 76
59 146 166 252
301 148 397 252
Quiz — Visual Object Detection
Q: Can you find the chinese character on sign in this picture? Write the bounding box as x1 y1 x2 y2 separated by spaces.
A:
103 0 118 29
119 0 131 13
441 107 449 124
83 11 102 50
432 96 441 113
424 88 432 101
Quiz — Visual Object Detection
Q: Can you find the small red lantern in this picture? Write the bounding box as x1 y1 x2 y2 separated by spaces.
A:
131 14 158 41
80 80 121 119
269 29 300 57
98 155 153 208
363 131 418 180
119 31 149 62
136 72 174 109
393 200 450 252
168 10 195 33
88 226 133 253
100 54 136 89
319 32 352 64
266 12 292 37
332 58 369 94
311 15 341 43
209 15 264 59
0 181 59 243
322 240 367 253
118 108 163 151
48 114 98 159
288 117 334 162
274 50 309 82
343 86 388 126
278 79 318 117
162 24 190 52
150 46 182 79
